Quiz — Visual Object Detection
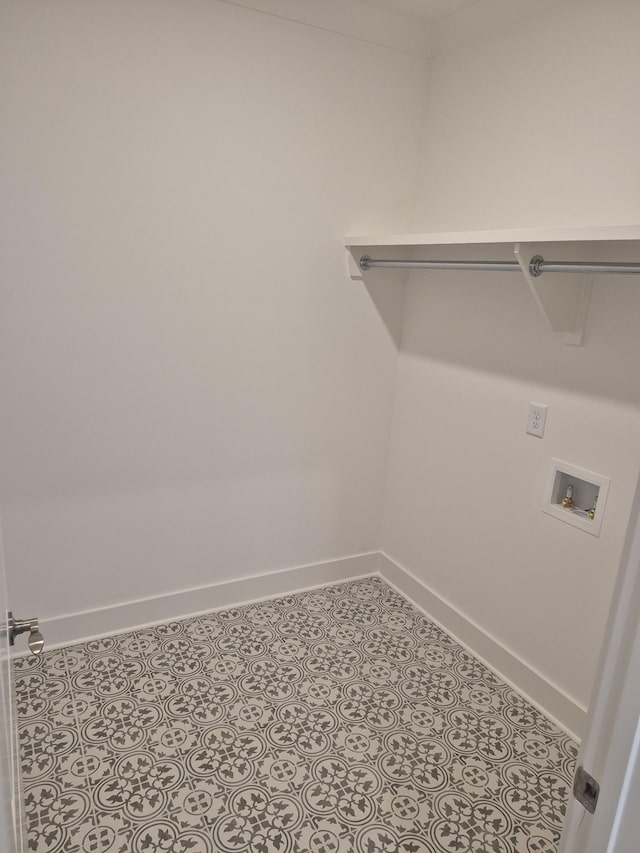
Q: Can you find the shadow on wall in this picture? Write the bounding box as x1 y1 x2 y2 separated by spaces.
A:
363 269 407 350
370 263 640 409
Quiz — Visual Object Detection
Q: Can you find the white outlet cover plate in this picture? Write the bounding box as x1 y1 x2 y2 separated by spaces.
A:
527 402 548 438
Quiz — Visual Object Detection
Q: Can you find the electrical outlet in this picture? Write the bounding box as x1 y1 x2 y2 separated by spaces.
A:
526 402 548 438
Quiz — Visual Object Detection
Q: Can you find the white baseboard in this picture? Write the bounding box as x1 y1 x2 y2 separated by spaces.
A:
28 547 585 739
37 552 379 651
377 552 586 741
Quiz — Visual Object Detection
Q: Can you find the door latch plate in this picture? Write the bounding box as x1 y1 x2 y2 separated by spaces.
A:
573 765 599 814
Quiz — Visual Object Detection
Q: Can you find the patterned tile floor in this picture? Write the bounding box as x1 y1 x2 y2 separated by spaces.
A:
14 577 577 853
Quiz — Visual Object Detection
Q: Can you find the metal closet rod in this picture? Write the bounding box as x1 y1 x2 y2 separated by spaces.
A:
359 254 640 277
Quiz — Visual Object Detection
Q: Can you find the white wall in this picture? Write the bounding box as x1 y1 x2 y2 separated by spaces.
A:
383 0 640 728
2 0 638 737
419 0 640 230
0 1 427 620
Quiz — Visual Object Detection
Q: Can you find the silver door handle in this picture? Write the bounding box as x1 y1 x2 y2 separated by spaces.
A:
7 612 45 656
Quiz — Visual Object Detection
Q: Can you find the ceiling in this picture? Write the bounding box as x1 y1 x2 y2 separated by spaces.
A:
356 0 480 23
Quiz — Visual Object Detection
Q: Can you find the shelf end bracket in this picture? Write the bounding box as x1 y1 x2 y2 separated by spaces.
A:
514 242 592 346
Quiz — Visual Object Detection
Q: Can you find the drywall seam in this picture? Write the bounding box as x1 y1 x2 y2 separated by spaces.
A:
216 0 431 56
378 551 585 740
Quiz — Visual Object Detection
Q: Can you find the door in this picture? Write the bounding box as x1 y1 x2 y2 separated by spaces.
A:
0 521 22 852
559 474 640 853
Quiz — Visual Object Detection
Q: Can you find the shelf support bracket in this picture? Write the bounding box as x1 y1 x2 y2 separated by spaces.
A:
347 247 366 280
514 242 593 346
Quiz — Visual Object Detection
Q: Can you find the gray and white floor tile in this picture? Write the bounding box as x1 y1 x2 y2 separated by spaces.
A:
14 577 578 852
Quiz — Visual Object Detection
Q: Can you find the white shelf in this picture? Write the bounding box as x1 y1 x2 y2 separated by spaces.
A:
345 224 640 248
345 224 640 346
